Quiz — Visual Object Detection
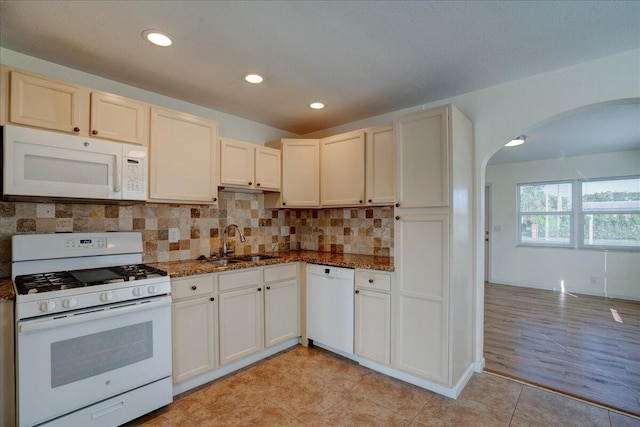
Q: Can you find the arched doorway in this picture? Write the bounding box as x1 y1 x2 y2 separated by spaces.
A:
480 99 640 415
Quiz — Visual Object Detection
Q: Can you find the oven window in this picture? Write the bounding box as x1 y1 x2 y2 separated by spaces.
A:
50 321 153 388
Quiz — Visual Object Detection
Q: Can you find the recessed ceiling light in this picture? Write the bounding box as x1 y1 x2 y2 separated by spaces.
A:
142 30 173 47
505 135 526 147
245 74 264 84
310 102 325 110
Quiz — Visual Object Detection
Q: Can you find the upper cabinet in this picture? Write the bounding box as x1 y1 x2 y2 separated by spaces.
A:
2 67 150 146
267 139 320 207
89 92 148 145
395 107 449 208
8 70 89 135
320 130 365 207
149 107 219 203
365 125 395 205
220 138 281 191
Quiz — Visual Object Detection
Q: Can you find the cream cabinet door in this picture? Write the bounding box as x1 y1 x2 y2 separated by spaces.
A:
172 296 217 383
321 130 365 207
149 107 219 203
395 107 449 208
281 139 320 207
219 286 264 365
264 278 299 347
10 71 89 135
355 288 391 365
395 212 450 384
255 146 281 191
220 138 255 188
90 91 149 145
365 125 395 205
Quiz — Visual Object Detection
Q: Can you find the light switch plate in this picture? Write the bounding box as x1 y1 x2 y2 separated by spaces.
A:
168 228 180 243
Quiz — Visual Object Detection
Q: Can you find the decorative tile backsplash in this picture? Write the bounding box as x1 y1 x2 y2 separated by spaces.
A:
0 192 393 277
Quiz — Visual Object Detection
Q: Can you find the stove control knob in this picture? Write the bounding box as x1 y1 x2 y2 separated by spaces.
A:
132 287 143 297
62 297 77 309
100 291 114 302
147 285 158 295
39 300 56 313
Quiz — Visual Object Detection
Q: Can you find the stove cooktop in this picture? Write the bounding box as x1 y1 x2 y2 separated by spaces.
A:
14 264 168 295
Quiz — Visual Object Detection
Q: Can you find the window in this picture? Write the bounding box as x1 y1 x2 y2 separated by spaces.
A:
518 182 573 246
518 176 640 250
580 177 640 249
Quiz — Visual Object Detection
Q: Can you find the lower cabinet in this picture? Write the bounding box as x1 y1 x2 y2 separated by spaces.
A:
219 284 264 365
354 270 391 365
264 264 299 347
171 275 217 384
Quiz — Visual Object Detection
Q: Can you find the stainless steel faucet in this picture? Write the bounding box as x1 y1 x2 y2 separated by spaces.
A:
222 224 246 257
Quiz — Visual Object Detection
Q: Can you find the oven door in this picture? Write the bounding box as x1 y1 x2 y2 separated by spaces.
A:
16 296 172 427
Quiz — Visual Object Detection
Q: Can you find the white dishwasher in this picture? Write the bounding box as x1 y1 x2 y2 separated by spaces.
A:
306 264 355 355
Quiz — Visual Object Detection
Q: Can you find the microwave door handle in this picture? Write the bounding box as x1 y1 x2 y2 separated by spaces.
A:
114 155 121 193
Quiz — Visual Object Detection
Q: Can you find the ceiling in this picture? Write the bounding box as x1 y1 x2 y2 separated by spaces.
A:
1 1 639 137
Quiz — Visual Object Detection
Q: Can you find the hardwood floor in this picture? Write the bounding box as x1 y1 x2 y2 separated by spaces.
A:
484 282 640 416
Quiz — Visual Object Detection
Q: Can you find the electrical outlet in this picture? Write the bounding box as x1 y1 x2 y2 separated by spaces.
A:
590 276 597 284
168 228 180 243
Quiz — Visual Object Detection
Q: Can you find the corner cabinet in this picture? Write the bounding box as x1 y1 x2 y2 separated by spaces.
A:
220 138 281 191
266 139 320 207
171 275 217 384
149 107 219 203
393 104 474 387
320 130 365 207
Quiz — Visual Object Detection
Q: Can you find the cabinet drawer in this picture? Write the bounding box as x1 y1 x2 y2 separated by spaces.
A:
219 269 261 292
355 270 391 292
264 263 297 283
172 275 214 300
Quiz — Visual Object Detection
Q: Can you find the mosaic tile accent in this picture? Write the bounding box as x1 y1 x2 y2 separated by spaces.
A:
0 194 393 278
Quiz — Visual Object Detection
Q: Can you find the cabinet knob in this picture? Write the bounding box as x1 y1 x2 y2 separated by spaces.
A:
92 130 98 135
368 279 374 284
282 202 286 206
248 181 253 186
266 286 271 290
73 127 80 133
395 216 400 220
355 290 360 294
210 297 215 302
395 203 400 208
191 285 197 290
368 199 372 203
213 197 218 202
257 288 262 292
359 200 363 204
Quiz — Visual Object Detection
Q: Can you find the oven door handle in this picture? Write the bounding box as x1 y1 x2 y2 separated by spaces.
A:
19 296 171 334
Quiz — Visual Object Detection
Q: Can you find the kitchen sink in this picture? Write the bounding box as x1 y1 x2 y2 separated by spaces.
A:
208 259 240 265
232 255 280 262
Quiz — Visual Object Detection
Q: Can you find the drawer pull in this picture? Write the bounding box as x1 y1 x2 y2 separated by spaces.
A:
355 290 360 294
191 285 197 291
266 286 271 290
210 297 215 302
368 279 374 284
257 288 262 292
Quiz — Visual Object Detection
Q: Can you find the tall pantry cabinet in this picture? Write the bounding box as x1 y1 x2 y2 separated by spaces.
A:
393 104 474 388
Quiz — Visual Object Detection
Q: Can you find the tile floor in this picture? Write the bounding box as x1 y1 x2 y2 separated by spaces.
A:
128 345 640 427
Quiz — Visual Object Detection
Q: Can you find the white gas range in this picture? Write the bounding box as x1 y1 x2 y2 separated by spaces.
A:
12 232 172 427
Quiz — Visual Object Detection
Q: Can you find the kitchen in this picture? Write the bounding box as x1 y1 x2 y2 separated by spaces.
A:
1 1 640 426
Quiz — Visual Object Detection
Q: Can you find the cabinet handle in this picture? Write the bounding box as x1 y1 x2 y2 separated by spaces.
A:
359 200 363 204
257 288 262 292
395 203 400 208
248 181 253 186
266 286 271 290
395 216 400 220
73 127 80 133
256 183 261 187
368 279 374 284
368 199 372 203
210 297 215 302
355 290 360 294
191 285 197 290
282 202 286 206
92 130 98 135
213 197 218 202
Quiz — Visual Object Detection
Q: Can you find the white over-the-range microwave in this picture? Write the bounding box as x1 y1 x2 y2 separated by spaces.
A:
2 124 148 202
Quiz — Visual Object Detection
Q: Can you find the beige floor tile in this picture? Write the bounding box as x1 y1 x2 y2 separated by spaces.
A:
351 371 434 419
609 411 640 427
510 385 610 427
310 394 412 427
414 393 513 427
459 372 523 413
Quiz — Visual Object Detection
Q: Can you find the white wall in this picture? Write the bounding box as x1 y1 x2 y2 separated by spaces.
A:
0 48 297 144
486 150 640 300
